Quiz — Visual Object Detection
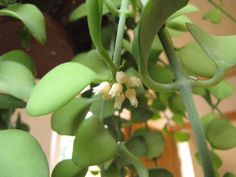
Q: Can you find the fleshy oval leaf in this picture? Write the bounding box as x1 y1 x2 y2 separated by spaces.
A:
0 3 46 44
0 50 35 75
179 42 217 77
0 61 35 100
72 50 112 82
52 98 91 135
206 118 236 149
52 159 87 177
187 23 236 69
73 116 118 167
0 93 26 109
27 62 96 116
0 129 49 177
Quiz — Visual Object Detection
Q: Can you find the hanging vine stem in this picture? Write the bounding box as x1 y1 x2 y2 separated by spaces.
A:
112 0 129 67
158 26 215 177
207 0 236 23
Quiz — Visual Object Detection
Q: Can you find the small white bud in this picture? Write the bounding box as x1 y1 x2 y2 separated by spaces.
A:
125 89 138 107
109 83 123 97
92 82 111 95
116 71 128 84
126 76 142 88
114 93 125 110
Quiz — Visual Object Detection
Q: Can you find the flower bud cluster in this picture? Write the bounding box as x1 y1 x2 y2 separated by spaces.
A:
92 71 142 109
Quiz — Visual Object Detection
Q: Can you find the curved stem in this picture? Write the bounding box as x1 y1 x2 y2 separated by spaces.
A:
158 26 215 177
113 0 129 67
118 143 149 177
208 0 236 23
105 0 120 16
193 66 226 88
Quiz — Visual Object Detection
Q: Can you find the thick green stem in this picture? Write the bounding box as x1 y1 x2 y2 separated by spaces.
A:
193 66 226 88
119 143 149 177
113 0 129 67
158 26 215 177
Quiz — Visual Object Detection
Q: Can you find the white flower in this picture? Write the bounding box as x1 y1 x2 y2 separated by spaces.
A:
114 93 125 109
109 83 123 97
116 71 128 84
126 76 142 88
92 82 111 95
125 89 138 107
145 89 157 106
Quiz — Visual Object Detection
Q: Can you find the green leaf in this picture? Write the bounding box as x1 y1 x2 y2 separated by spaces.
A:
149 64 175 84
206 118 236 149
174 131 190 142
195 150 222 170
0 0 16 6
149 168 173 177
168 4 199 20
137 0 189 65
180 42 217 78
209 80 235 100
0 61 35 100
72 50 113 82
187 23 236 70
69 3 87 21
134 129 165 159
167 15 192 32
172 114 184 125
26 62 96 116
52 98 91 135
52 160 87 177
0 129 49 177
0 50 35 75
90 96 115 119
203 8 222 24
69 0 120 22
73 116 118 167
201 113 218 130
20 26 31 50
223 172 236 177
169 95 185 115
126 136 147 157
0 3 46 44
0 93 26 109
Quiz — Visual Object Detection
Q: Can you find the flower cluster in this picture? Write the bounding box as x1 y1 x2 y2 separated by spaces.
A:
92 71 142 109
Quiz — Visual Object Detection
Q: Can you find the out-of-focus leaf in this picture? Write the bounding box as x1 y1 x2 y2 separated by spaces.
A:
0 129 49 177
0 50 35 75
0 93 26 109
187 23 236 70
0 61 35 100
126 136 147 157
167 15 191 32
206 118 236 149
195 150 222 170
0 3 46 44
52 160 87 177
134 129 165 158
209 80 234 100
174 131 190 142
149 168 173 177
203 8 222 24
201 113 218 130
72 50 112 82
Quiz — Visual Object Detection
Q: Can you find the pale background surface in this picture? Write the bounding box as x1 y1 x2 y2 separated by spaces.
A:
16 0 236 176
